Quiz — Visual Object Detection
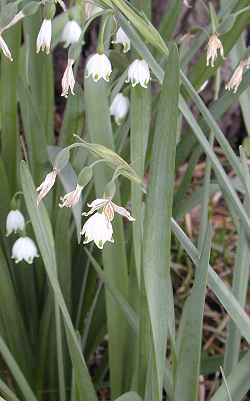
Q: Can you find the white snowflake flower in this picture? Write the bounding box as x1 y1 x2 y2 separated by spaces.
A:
127 59 150 88
61 20 81 48
12 237 39 264
36 19 52 54
81 212 114 249
86 53 112 82
6 210 25 236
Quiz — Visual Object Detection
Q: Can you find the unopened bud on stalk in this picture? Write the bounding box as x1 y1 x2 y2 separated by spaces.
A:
112 27 131 53
110 93 129 125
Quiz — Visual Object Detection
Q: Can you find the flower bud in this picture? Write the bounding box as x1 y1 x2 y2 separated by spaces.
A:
110 93 129 125
112 27 130 53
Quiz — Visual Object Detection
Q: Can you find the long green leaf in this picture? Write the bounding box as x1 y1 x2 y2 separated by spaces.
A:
143 44 179 401
174 226 212 401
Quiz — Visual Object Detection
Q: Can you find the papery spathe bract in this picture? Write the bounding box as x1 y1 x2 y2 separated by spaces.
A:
6 210 25 236
85 3 103 18
83 198 135 222
36 19 52 54
0 35 13 61
59 184 83 208
86 53 112 82
81 212 114 249
11 237 39 264
113 27 131 53
61 20 81 47
206 33 224 68
61 58 75 98
110 93 129 125
127 59 150 88
36 169 58 206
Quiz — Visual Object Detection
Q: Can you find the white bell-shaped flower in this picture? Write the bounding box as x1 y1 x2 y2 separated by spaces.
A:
113 27 130 53
36 19 52 54
11 237 39 264
110 93 129 125
81 212 114 249
61 20 82 48
6 210 25 236
86 53 112 82
61 58 75 98
127 59 150 88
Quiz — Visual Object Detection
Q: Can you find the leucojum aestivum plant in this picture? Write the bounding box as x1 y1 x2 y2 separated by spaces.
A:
2 0 250 401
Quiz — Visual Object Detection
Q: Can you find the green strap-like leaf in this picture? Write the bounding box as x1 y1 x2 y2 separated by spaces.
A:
143 44 179 401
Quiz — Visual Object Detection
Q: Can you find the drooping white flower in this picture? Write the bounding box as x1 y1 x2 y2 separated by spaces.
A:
183 0 192 7
225 61 246 94
6 210 25 236
86 53 112 82
61 58 75 98
127 59 150 88
59 184 83 208
113 27 130 53
0 35 13 61
61 20 82 48
11 237 39 264
36 19 52 54
206 33 224 68
36 169 58 206
83 198 135 222
110 93 129 125
81 212 114 249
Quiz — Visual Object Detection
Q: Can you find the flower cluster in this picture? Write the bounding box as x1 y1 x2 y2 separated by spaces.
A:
36 165 135 250
6 209 39 264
